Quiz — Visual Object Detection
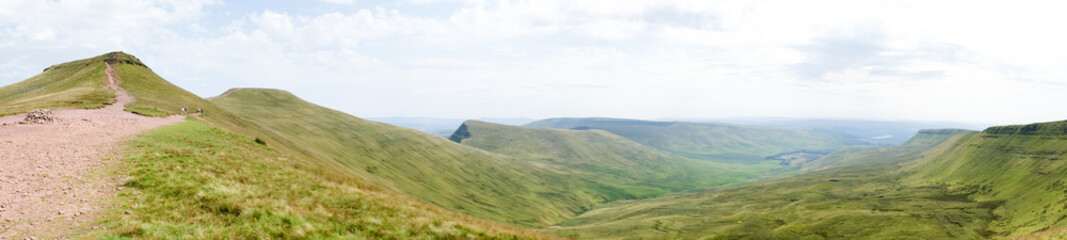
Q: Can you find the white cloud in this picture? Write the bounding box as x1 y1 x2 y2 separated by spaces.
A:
321 0 357 4
1 0 1065 124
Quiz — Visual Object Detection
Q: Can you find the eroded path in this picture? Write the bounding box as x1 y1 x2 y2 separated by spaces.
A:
0 64 183 239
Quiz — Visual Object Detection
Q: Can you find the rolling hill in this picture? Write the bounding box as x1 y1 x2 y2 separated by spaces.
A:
526 117 874 164
0 54 115 116
551 120 1067 239
210 88 605 227
0 52 556 238
904 120 1067 236
452 120 776 199
547 129 983 239
367 117 535 137
703 117 990 145
8 52 1067 239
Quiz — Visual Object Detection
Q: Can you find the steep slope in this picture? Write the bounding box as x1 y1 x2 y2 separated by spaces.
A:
106 52 217 117
527 117 872 164
211 88 601 227
904 120 1067 236
453 120 772 199
549 129 983 239
0 54 115 116
0 52 556 239
95 120 555 239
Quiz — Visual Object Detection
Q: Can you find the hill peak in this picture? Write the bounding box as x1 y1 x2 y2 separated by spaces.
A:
102 51 148 68
40 51 146 73
983 120 1067 136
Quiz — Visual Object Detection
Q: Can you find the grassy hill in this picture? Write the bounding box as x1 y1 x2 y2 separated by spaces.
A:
799 129 973 172
551 120 1067 239
548 129 988 239
0 52 221 117
94 120 556 239
0 54 114 116
903 120 1067 236
211 88 609 227
453 120 777 200
526 118 873 164
0 52 556 238
106 52 217 117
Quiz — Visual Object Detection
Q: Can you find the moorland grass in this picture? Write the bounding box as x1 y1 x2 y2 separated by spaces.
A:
91 120 557 239
0 54 114 115
109 53 218 117
457 120 779 200
904 121 1067 236
211 88 603 227
547 130 993 239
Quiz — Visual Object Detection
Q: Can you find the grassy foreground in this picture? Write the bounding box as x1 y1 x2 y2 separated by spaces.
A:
212 88 604 227
90 120 555 239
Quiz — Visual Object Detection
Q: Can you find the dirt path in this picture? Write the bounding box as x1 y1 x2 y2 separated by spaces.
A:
0 63 183 239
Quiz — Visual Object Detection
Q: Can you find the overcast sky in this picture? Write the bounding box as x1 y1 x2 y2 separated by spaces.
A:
1 0 1065 124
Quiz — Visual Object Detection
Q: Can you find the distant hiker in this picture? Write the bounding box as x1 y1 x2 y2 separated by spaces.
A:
181 107 187 114
198 108 204 114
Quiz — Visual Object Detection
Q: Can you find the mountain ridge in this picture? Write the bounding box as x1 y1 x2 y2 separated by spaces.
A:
0 52 560 239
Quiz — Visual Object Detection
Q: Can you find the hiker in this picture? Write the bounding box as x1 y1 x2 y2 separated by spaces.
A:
198 108 204 114
181 107 187 114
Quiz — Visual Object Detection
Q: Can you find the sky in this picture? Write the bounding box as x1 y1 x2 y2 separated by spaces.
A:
1 0 1065 125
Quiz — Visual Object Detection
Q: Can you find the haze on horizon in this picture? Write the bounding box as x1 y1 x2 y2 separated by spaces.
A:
1 0 1064 125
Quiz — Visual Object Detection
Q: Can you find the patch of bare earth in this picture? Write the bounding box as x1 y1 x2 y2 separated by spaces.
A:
0 64 183 239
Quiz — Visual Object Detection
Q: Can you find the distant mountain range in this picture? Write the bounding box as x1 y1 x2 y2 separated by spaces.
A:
3 52 1065 239
374 116 991 146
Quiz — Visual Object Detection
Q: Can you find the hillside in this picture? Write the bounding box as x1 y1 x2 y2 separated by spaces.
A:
548 129 982 239
904 120 1067 236
0 54 115 116
211 88 605 227
453 120 775 199
0 52 555 239
800 129 973 172
95 120 555 239
526 117 873 164
550 120 1067 239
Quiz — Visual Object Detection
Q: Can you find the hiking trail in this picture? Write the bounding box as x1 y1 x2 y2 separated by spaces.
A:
0 63 183 239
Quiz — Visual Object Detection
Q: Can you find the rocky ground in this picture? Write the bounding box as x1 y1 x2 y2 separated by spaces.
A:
0 64 183 239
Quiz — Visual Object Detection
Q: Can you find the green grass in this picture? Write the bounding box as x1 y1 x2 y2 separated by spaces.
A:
0 51 219 118
799 129 973 172
525 118 873 164
106 52 217 117
0 52 559 238
547 129 988 239
0 54 114 115
90 120 556 239
19 52 1067 239
211 88 606 227
903 120 1067 236
549 121 1067 239
456 120 781 200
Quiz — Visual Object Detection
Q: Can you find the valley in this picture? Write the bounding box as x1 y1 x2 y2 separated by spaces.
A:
0 52 1065 239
